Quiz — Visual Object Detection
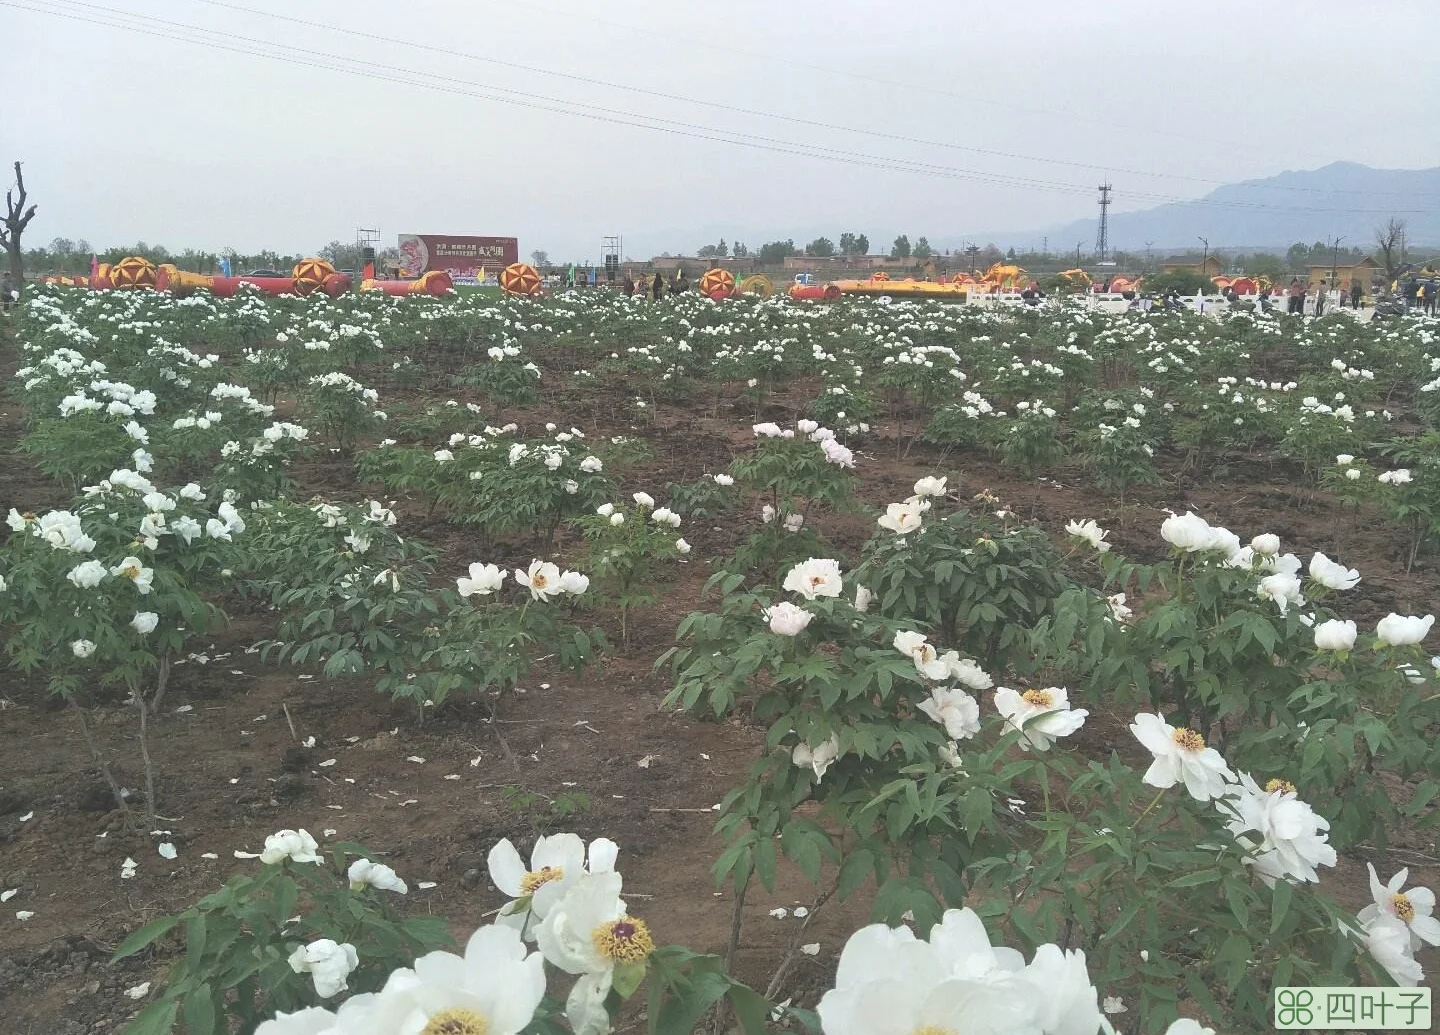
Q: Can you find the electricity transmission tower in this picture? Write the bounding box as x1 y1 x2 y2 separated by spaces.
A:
1094 183 1113 265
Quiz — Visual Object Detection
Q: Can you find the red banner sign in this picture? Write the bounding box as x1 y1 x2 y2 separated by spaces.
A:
397 234 519 277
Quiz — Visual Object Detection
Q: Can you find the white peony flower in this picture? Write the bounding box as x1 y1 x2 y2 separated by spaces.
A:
994 687 1087 751
67 560 108 589
649 507 681 528
1162 1022 1216 1035
253 1007 342 1035
1378 469 1412 485
893 630 949 680
1129 713 1234 801
1377 613 1434 646
71 639 97 659
783 558 844 600
259 829 323 866
674 537 691 555
1358 862 1440 952
853 585 873 613
877 501 923 535
1218 774 1336 886
631 491 655 509
792 735 841 781
1308 552 1360 591
941 652 993 690
918 687 981 741
912 476 947 498
287 939 358 998
1065 518 1110 553
358 924 546 1035
515 560 562 601
1312 619 1356 651
457 563 506 598
1250 533 1280 556
535 871 653 1035
558 571 590 595
348 858 408 895
1256 572 1304 615
489 833 618 939
1360 914 1425 987
764 601 812 636
131 612 159 635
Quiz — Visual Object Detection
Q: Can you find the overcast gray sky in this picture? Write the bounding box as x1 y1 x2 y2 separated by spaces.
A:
6 0 1439 262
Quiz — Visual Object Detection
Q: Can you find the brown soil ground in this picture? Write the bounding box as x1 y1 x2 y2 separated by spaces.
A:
1 340 1438 1033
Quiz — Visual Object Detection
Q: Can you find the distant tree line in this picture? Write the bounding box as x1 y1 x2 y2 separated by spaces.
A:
21 237 399 276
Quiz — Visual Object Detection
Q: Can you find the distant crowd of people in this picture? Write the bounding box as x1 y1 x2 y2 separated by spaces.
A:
619 269 690 299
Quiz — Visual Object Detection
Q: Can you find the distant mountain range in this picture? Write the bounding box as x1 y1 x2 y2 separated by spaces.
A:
961 162 1440 254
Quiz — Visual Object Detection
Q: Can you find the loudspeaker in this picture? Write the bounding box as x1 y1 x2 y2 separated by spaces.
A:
361 246 376 262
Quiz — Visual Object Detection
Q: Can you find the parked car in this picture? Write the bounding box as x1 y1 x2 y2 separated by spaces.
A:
244 269 284 278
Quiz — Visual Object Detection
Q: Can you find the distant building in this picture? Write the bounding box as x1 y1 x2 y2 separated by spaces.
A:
648 256 758 274
1160 255 1224 278
782 255 923 271
1307 256 1380 296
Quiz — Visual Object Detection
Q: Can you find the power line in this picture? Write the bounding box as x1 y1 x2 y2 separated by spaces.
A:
181 0 1440 200
10 1 1433 217
499 0 1391 177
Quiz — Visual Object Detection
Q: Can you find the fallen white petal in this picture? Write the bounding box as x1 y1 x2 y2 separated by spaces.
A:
0 889 17 902
406 756 426 764
443 774 460 781
318 759 337 767
120 858 138 879
200 853 218 860
158 843 177 860
323 829 337 837
18 812 33 822
15 911 34 921
124 982 151 1000
302 735 316 748
769 908 788 919
174 705 193 714
417 881 437 889
800 943 820 956
793 906 810 918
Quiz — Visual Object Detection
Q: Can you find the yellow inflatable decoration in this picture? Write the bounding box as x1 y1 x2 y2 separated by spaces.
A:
292 258 337 296
737 274 775 297
500 262 543 296
110 255 157 289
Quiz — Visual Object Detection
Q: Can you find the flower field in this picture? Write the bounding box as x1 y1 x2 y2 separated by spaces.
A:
2 285 1440 1034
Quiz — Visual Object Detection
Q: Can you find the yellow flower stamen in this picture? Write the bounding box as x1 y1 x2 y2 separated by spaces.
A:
531 573 548 589
591 916 655 963
1265 778 1297 795
519 866 564 895
1394 893 1416 923
421 1008 490 1035
1022 689 1054 708
1172 728 1205 752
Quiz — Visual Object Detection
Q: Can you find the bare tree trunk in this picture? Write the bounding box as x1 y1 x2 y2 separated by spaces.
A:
2 160 39 294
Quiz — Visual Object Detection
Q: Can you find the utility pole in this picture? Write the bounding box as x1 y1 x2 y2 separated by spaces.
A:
1198 236 1209 272
1330 235 1344 283
1144 240 1154 272
1042 236 1048 258
1094 183 1112 264
1075 241 1083 266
